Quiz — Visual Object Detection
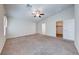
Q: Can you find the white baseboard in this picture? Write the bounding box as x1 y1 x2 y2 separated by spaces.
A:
75 42 79 53
0 37 6 54
6 33 37 39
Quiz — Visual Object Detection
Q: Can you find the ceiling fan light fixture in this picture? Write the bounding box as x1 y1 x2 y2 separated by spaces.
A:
32 9 44 18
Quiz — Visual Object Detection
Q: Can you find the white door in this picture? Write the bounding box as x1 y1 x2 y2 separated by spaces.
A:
42 23 46 34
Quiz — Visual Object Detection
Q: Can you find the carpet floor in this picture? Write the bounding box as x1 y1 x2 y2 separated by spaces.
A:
1 34 79 55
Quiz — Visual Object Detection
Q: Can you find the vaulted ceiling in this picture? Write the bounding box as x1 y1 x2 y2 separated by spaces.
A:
4 4 74 23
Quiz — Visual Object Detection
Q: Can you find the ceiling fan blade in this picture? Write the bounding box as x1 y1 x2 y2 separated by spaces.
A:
40 14 44 15
39 16 41 18
34 16 36 17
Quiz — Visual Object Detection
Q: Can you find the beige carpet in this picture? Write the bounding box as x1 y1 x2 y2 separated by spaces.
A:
1 34 79 55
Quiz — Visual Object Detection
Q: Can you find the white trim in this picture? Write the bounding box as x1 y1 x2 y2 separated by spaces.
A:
75 42 79 53
6 33 37 39
0 37 6 54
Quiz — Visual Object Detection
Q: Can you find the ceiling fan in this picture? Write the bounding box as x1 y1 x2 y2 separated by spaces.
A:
33 13 44 18
32 9 45 18
26 4 45 18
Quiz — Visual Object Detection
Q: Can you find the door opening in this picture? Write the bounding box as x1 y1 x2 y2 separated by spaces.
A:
4 16 7 36
42 23 46 34
56 21 63 38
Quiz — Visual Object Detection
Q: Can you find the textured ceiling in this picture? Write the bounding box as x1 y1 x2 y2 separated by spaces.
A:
4 4 74 23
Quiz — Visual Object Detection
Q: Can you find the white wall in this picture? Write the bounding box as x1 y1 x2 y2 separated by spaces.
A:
63 19 75 40
7 17 36 38
75 5 79 53
0 5 6 54
37 6 75 40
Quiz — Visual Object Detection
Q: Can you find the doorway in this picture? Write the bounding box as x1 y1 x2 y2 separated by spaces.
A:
4 16 7 36
42 23 46 34
56 21 63 38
